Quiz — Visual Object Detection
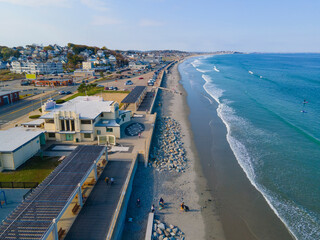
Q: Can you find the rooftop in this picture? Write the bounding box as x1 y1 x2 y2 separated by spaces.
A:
0 145 106 240
121 86 147 104
0 127 45 152
21 119 45 126
41 96 114 120
0 90 19 97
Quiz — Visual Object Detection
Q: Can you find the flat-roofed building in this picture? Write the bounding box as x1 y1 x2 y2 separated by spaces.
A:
0 90 19 106
11 61 63 74
41 96 131 142
121 86 147 112
0 127 46 171
82 61 94 70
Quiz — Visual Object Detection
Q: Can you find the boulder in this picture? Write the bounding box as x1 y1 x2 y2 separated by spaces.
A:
158 223 165 230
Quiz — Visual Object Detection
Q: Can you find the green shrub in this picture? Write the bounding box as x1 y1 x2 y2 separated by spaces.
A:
56 99 65 104
29 115 41 119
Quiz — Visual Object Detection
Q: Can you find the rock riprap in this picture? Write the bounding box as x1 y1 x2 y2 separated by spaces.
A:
150 116 187 172
152 219 184 240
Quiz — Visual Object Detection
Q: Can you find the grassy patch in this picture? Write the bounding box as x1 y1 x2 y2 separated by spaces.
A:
0 156 60 183
0 69 24 81
64 88 130 102
29 115 41 119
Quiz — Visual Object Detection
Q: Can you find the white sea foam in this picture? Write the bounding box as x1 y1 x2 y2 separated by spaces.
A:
213 66 220 72
200 73 304 239
191 59 201 68
249 71 253 74
196 68 210 73
201 74 224 104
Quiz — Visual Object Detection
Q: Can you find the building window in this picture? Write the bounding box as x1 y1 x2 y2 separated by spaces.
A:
97 130 101 135
106 128 113 132
84 133 91 138
71 120 75 131
121 113 126 121
81 120 91 124
60 120 65 131
101 113 104 117
48 133 55 138
45 119 54 123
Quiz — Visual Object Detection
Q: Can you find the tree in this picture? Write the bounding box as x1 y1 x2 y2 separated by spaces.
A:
44 45 54 51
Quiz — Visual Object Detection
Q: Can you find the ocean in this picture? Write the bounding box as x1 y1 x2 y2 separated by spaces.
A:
179 53 320 240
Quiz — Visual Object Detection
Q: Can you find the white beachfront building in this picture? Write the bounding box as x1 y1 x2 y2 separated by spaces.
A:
40 96 131 142
11 61 63 74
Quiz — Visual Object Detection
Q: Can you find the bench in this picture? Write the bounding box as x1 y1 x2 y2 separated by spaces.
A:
58 228 65 240
102 159 107 165
86 178 96 186
72 203 80 215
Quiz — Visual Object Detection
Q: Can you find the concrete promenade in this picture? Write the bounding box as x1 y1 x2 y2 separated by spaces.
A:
65 160 131 240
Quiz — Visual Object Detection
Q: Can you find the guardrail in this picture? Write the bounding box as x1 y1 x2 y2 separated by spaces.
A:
0 182 38 189
106 153 138 240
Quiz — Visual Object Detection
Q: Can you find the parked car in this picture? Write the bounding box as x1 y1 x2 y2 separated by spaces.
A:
66 91 72 94
94 76 98 79
105 87 109 90
59 91 65 95
139 77 144 79
148 82 154 86
109 86 114 90
125 80 133 85
113 87 118 90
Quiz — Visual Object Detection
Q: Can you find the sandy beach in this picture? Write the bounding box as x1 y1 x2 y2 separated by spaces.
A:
122 60 225 240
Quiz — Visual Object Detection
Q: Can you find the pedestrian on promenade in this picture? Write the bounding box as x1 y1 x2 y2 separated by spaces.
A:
110 177 114 185
136 198 141 207
105 177 109 185
138 132 141 138
151 204 155 213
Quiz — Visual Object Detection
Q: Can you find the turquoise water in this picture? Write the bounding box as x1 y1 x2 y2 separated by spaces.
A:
184 53 320 239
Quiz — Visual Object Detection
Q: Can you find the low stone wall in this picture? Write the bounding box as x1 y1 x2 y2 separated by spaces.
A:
106 153 138 240
144 113 157 167
144 212 154 240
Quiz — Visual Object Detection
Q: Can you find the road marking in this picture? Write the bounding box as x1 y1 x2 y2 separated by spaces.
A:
0 93 60 119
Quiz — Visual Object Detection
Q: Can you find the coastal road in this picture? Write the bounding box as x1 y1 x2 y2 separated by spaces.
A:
0 85 77 127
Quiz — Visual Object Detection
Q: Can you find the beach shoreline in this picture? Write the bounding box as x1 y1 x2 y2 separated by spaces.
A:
179 55 295 240
159 60 226 239
120 57 226 240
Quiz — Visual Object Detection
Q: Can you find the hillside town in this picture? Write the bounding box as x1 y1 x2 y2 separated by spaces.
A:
0 44 190 75
0 42 237 240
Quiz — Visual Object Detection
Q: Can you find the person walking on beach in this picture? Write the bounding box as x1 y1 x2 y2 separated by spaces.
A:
180 202 185 211
159 197 164 207
105 177 109 185
110 177 114 185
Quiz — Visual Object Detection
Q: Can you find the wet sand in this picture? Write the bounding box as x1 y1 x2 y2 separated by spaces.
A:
179 57 295 240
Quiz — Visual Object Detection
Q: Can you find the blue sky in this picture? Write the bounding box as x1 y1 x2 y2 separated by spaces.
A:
0 0 319 52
